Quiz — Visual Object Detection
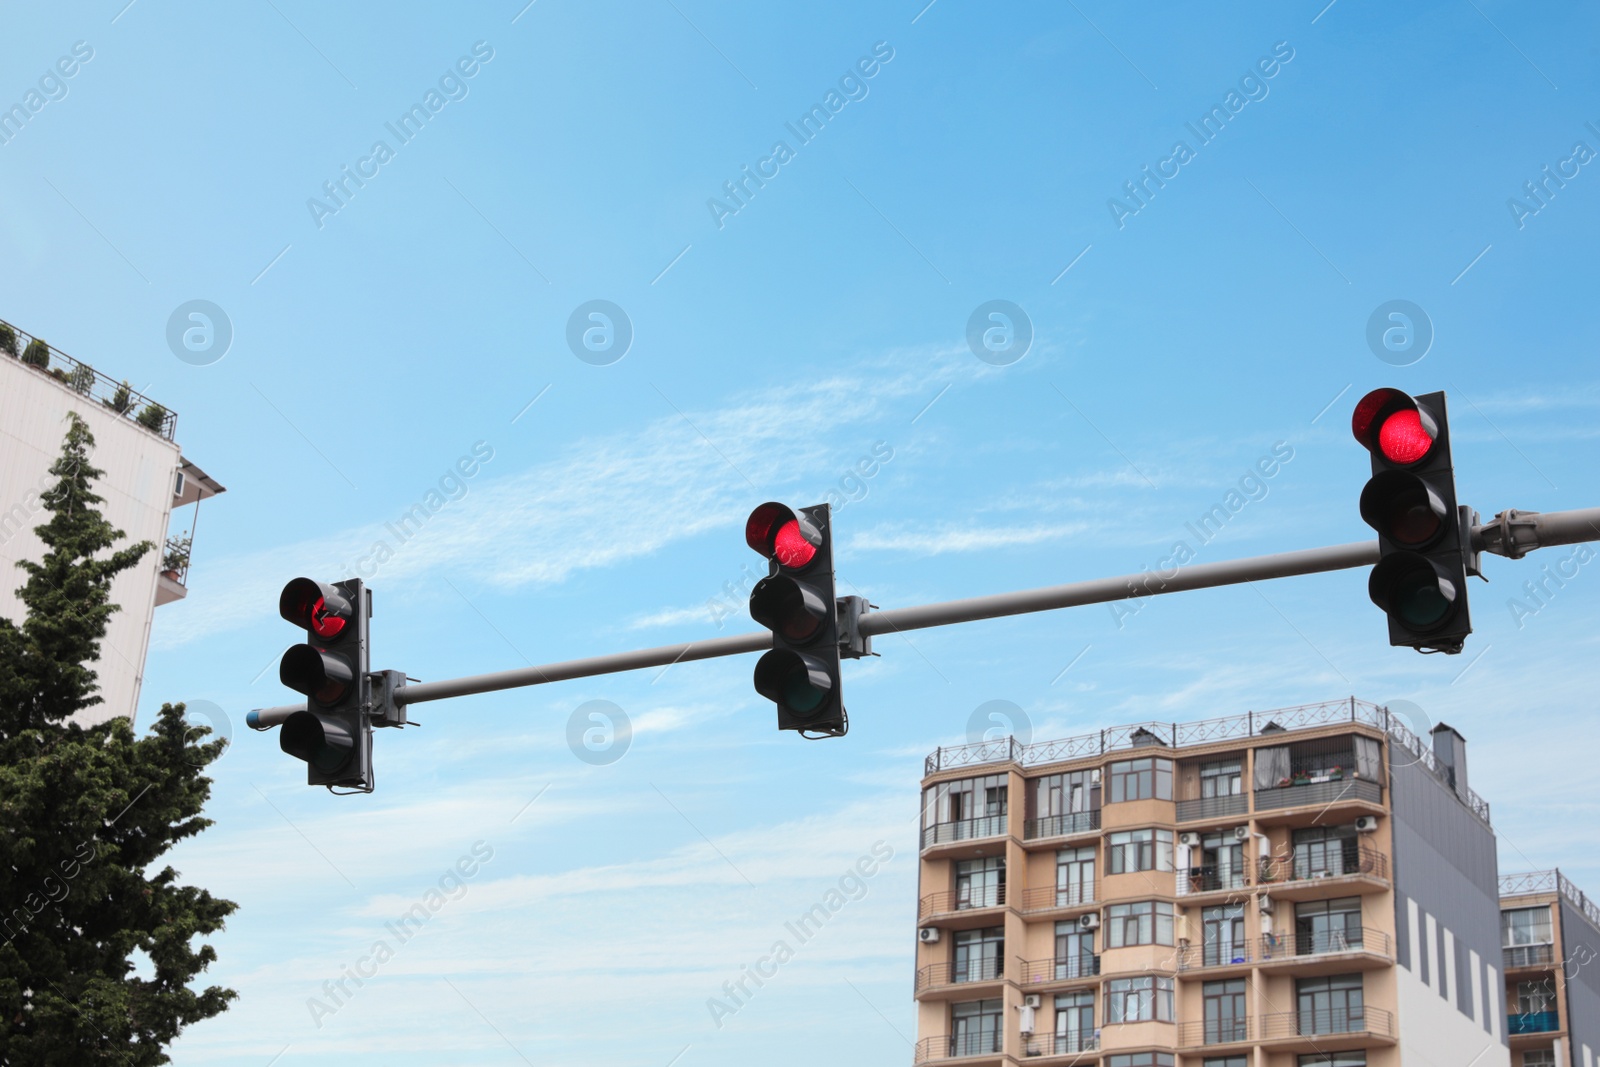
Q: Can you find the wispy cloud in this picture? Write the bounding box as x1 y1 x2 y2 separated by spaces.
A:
848 519 1091 555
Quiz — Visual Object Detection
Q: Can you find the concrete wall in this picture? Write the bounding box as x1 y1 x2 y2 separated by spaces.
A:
0 356 179 727
1389 747 1509 1066
1559 895 1600 1066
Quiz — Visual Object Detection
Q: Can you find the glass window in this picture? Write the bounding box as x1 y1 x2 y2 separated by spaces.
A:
1205 1060 1249 1067
1503 906 1554 947
1106 901 1174 947
1108 757 1173 802
1202 904 1248 966
1292 825 1360 879
1200 759 1242 798
1033 768 1100 816
951 927 1004 983
1517 979 1556 1014
1522 1052 1556 1067
1294 897 1363 954
1203 979 1247 1043
1054 991 1094 1053
923 774 1008 843
1054 922 1096 980
954 857 1005 910
1108 828 1174 873
1298 1056 1366 1067
1107 1056 1174 1067
1296 974 1363 1034
1105 976 1174 1023
950 998 1003 1057
1056 846 1096 907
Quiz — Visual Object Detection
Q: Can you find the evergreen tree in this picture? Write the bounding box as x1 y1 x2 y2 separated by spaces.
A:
0 413 236 1063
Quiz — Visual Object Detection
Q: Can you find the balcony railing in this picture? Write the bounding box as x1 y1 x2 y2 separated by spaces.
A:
1259 1006 1394 1040
1254 777 1382 811
1178 864 1249 896
1176 793 1249 822
1257 845 1388 885
920 885 1006 919
1019 884 1096 913
1177 940 1251 970
1177 1018 1251 1046
1504 943 1555 969
1022 1032 1098 1057
1509 1011 1560 1035
923 815 1007 850
1259 927 1389 961
916 958 1004 992
914 1032 1004 1063
1019 955 1100 984
1023 809 1100 840
0 316 178 440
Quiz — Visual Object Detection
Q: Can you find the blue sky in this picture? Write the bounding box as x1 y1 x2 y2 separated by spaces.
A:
4 1 1600 1063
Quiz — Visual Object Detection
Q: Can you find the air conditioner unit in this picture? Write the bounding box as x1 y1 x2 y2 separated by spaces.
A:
918 927 940 944
1257 894 1275 913
1024 994 1042 1009
1233 825 1251 842
1179 832 1201 847
1079 913 1101 931
1354 815 1379 833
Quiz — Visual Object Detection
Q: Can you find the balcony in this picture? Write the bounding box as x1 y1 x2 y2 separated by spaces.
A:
1177 1018 1251 1047
916 958 1004 997
1254 776 1381 814
1256 928 1392 974
923 815 1007 851
920 886 1007 926
1176 941 1251 971
1023 809 1100 842
1019 883 1097 916
1176 794 1248 823
1509 1011 1560 1035
1256 845 1389 900
1022 1032 1098 1058
1504 943 1555 970
914 1033 1004 1063
1178 864 1249 897
1019 955 1101 986
1258 1007 1396 1049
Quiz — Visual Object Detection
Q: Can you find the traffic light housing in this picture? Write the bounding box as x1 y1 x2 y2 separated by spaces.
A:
746 502 847 737
277 577 374 791
1352 389 1473 654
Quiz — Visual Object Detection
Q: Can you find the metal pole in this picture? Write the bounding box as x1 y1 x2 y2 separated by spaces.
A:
248 507 1600 727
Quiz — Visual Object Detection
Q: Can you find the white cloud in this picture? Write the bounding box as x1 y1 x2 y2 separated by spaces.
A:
848 519 1091 554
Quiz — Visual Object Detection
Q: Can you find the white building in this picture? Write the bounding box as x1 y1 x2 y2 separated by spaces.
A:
0 319 222 727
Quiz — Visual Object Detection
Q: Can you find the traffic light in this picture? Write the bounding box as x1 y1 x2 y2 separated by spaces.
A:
277 577 374 791
1351 389 1474 654
746 502 847 737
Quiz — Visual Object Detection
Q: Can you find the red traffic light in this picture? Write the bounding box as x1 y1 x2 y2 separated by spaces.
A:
279 578 353 639
745 502 821 570
1351 389 1438 466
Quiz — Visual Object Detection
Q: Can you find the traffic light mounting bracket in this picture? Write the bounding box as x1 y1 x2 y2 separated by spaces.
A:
837 595 874 660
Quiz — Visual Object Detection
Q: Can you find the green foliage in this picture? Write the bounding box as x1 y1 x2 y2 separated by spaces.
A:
67 362 96 396
104 380 134 415
21 338 49 369
0 414 237 1063
136 403 168 432
0 323 16 358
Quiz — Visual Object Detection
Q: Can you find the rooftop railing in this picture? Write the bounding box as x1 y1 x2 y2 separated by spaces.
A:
0 317 177 440
1500 869 1600 937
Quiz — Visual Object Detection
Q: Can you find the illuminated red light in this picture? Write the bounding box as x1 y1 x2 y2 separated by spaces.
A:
308 597 346 639
1377 410 1434 464
773 520 818 569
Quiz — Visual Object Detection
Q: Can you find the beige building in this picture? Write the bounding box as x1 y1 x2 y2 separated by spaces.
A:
914 698 1508 1067
1498 869 1600 1067
0 319 222 726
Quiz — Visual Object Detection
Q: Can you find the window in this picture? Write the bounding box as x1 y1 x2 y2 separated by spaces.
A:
1292 825 1360 879
1054 922 1096 980
954 857 1005 910
1108 757 1173 802
1033 769 1100 817
923 775 1008 844
1056 846 1096 907
1201 904 1247 966
952 927 1003 983
950 998 1002 1057
1503 906 1554 947
1296 974 1364 1034
1200 759 1242 798
1516 979 1556 1014
1295 897 1363 955
1108 1056 1174 1067
1105 976 1173 1023
1202 979 1247 1043
1521 1053 1556 1067
1298 1056 1366 1067
1106 901 1174 947
1108 828 1174 873
1054 991 1094 1053
1205 1060 1249 1067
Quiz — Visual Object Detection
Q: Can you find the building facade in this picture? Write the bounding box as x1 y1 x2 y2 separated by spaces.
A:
1498 869 1600 1067
913 698 1509 1067
0 320 222 727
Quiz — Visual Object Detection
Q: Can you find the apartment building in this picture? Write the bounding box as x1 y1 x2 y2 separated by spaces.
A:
1498 869 1600 1067
913 698 1509 1067
0 319 223 726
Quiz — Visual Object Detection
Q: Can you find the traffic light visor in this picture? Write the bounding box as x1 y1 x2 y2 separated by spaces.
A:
754 649 833 716
279 578 352 639
1369 553 1458 630
280 710 357 773
749 575 829 642
1359 470 1447 546
1351 389 1438 465
745 502 820 569
280 644 354 704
